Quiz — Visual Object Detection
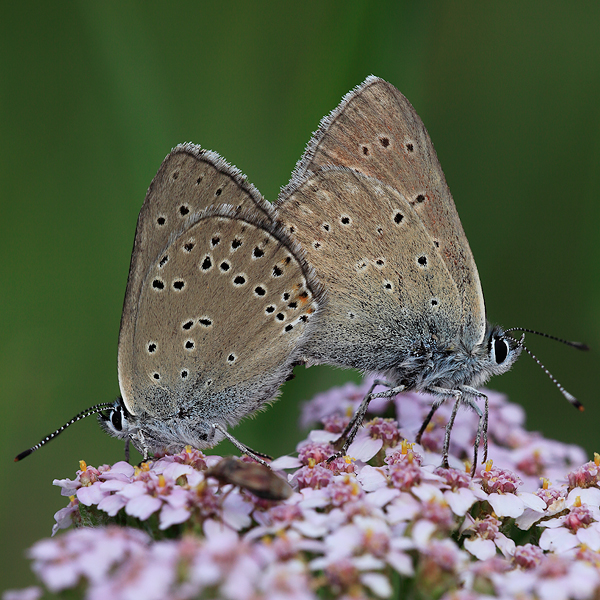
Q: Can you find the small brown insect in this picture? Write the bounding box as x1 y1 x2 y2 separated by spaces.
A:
206 457 293 501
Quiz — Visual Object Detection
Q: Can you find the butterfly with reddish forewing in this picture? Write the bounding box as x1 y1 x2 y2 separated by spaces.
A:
276 76 586 471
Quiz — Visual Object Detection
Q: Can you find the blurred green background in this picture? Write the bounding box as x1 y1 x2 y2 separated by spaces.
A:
2 2 599 592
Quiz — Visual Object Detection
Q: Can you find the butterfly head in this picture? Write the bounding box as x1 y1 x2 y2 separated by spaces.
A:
97 398 135 442
97 398 220 458
476 324 524 384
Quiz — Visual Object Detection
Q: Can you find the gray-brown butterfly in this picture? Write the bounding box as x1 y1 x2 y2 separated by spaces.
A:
276 76 585 471
16 143 323 463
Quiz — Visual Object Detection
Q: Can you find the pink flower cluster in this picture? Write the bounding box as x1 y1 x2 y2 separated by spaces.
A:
5 376 600 600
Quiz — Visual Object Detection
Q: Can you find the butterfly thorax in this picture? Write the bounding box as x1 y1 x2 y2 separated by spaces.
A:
383 323 522 396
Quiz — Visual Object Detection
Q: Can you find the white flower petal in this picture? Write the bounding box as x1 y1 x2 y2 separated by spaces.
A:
158 505 190 530
97 494 127 517
347 436 383 462
518 491 546 512
486 493 524 518
99 480 128 493
366 487 399 508
307 556 328 571
386 550 414 576
352 554 386 571
159 463 194 479
183 470 204 487
298 487 330 509
538 574 581 600
107 461 135 475
222 491 252 531
203 519 239 546
470 483 489 501
577 522 600 551
51 505 76 535
567 486 600 509
356 465 387 491
307 430 339 444
464 537 496 560
490 569 536 596
412 483 444 503
390 536 414 552
52 478 79 496
515 507 546 530
76 484 105 506
538 516 564 529
293 516 329 538
443 488 477 516
117 481 147 500
2 586 42 600
386 494 421 524
323 524 362 559
539 527 578 552
125 494 162 519
270 455 302 469
360 572 392 598
495 532 515 557
411 520 437 547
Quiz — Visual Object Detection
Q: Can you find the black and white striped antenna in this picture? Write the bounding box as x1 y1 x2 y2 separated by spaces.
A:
505 327 588 411
14 402 115 461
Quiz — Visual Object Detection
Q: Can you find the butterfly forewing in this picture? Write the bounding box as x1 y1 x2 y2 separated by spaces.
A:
118 146 321 423
281 76 485 347
120 145 275 363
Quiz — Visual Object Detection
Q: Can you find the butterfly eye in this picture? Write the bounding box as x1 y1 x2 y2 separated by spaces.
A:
493 338 509 364
110 407 123 432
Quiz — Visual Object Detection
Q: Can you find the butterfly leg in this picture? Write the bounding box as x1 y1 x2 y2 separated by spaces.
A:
428 386 488 475
415 397 448 445
212 423 272 468
427 386 466 469
335 379 393 447
443 394 461 469
327 379 403 462
124 439 131 463
460 386 489 475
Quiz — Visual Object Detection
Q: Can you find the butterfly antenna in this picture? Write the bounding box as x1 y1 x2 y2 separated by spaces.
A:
505 327 589 351
507 334 584 411
14 402 115 462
